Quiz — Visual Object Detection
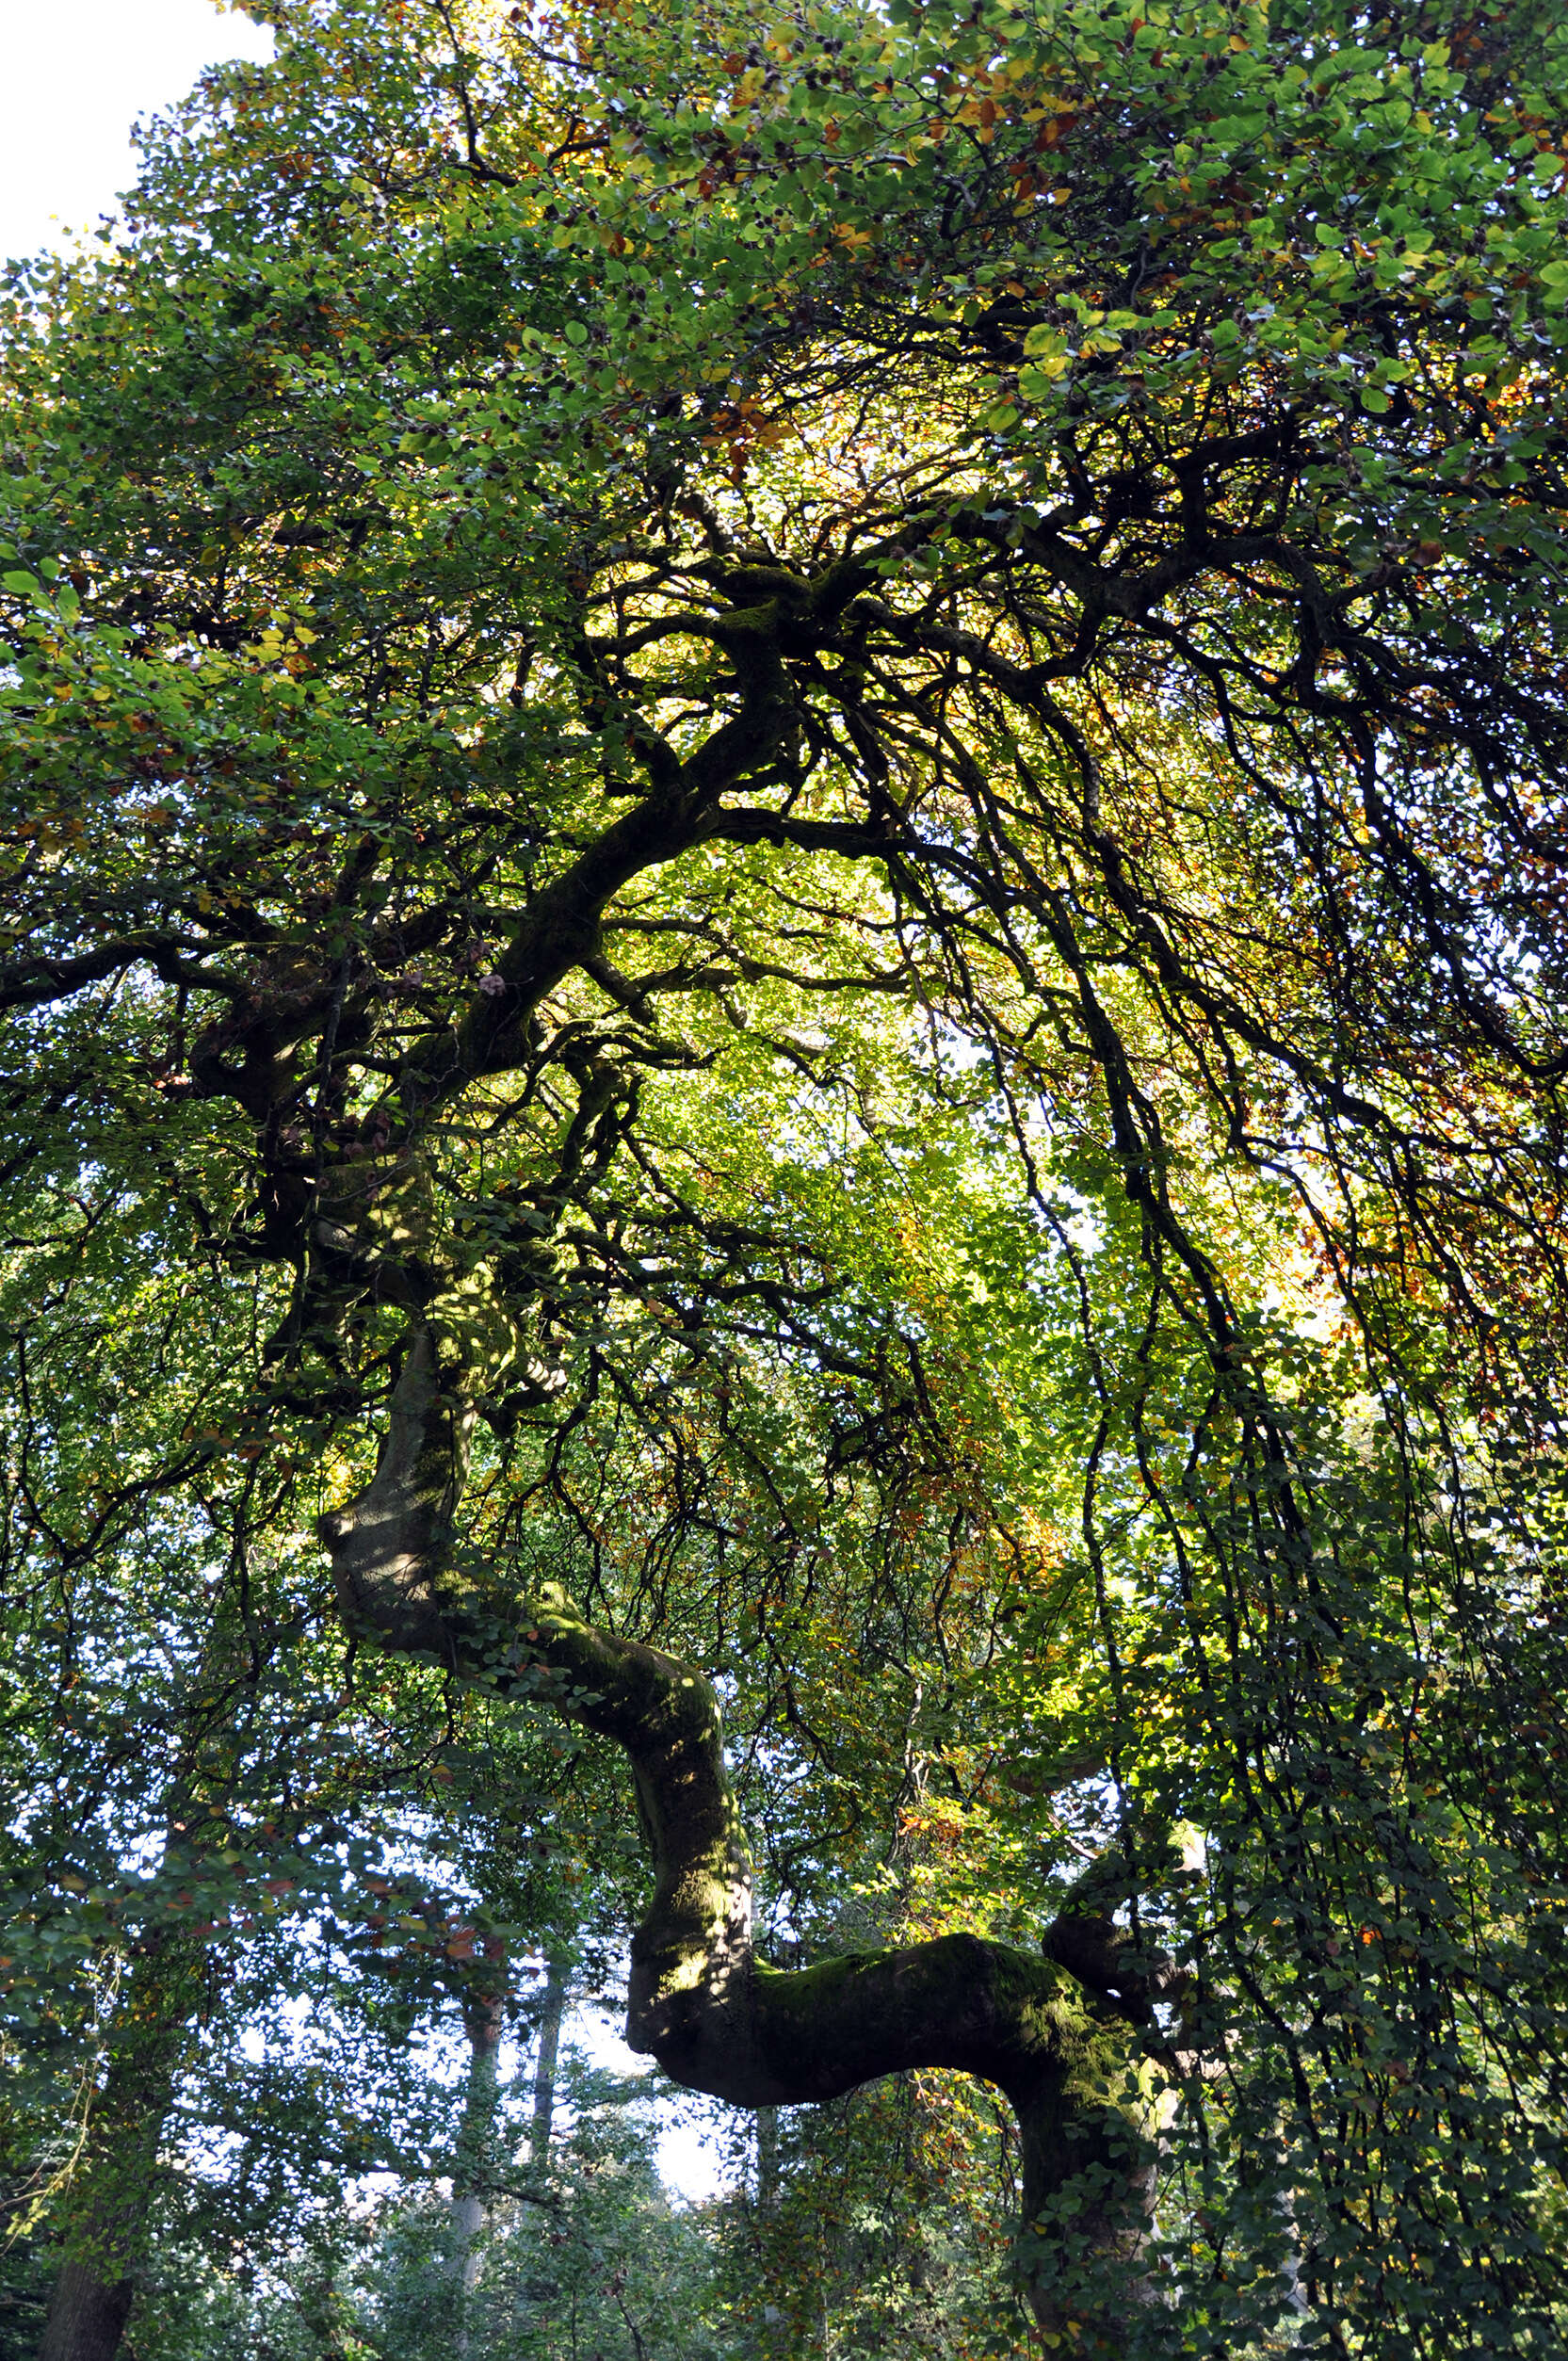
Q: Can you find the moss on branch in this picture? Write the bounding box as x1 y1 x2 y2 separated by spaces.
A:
320 1330 1157 2341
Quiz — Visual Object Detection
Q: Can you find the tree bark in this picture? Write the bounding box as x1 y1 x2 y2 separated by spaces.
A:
35 2263 136 2361
35 1626 266 2361
528 1970 565 2168
449 1940 507 2353
322 1327 1158 2350
755 2104 780 2215
36 1938 198 2361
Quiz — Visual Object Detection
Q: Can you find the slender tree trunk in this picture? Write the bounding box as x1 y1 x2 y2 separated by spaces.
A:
497 1968 567 2344
756 2105 780 2215
450 1940 507 2355
323 1327 1166 2352
529 1969 565 2168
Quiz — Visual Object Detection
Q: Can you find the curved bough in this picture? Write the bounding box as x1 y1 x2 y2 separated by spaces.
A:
322 1326 1166 2349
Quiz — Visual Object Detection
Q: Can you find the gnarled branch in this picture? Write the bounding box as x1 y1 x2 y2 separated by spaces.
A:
322 1329 1160 2342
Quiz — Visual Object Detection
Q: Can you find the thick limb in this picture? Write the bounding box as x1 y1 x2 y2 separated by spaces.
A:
323 1335 1156 2342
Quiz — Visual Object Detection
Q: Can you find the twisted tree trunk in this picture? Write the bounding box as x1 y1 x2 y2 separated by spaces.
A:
322 1330 1158 2349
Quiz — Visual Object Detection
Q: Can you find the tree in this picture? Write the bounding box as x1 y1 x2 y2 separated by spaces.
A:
3 0 1568 2351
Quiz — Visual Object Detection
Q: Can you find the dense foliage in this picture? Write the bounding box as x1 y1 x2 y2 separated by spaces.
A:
3 0 1567 2353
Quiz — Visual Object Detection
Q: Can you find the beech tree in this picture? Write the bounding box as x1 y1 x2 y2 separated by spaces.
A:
4 0 1568 2353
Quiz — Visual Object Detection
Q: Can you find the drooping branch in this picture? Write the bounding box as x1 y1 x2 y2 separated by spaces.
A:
322 1330 1160 2341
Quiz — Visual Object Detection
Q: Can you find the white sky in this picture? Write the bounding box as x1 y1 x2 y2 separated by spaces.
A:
0 0 275 263
575 2003 733 2204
